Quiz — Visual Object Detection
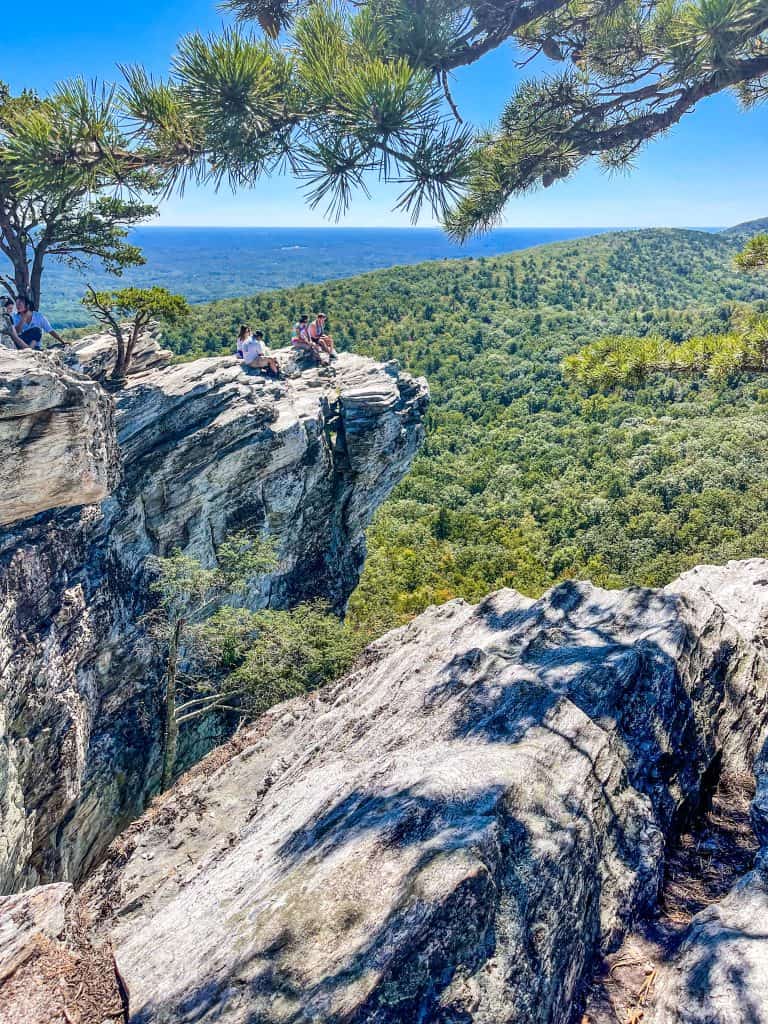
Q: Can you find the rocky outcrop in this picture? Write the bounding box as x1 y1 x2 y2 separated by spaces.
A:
0 349 427 894
68 323 173 379
645 731 768 1024
65 560 768 1024
581 564 768 1024
0 350 118 526
649 868 768 1024
109 353 427 609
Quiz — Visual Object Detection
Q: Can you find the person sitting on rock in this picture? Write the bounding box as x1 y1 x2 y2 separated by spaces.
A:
0 298 24 350
308 312 337 358
291 314 324 363
13 295 65 350
236 324 281 377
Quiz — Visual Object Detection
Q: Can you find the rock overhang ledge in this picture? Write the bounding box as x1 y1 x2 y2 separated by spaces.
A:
0 342 428 893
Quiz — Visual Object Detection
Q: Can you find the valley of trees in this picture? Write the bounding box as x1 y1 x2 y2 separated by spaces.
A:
157 224 768 634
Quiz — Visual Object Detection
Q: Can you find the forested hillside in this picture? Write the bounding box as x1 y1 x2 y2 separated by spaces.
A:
162 227 768 634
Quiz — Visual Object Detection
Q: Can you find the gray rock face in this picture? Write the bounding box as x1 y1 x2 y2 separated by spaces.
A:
76 560 768 1024
649 867 768 1024
599 563 768 1024
109 353 427 610
646 713 768 1024
0 349 427 894
0 350 118 526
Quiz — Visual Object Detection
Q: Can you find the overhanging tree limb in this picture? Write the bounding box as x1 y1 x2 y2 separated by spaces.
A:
10 1 768 239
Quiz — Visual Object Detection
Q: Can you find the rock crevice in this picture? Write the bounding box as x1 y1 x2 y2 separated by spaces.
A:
0 345 428 894
59 559 768 1024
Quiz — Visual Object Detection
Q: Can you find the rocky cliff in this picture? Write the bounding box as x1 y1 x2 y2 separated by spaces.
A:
8 558 760 1024
0 345 428 894
0 350 118 526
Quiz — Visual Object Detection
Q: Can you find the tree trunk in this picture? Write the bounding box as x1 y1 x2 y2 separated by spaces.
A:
161 617 184 792
0 210 31 300
29 244 46 310
111 324 128 381
124 314 148 376
0 274 16 299
0 254 30 301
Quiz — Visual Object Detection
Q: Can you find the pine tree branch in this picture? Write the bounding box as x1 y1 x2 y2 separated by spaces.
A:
176 704 243 724
440 71 463 125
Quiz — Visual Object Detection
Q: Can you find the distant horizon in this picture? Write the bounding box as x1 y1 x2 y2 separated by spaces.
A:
5 3 767 229
132 223 726 231
43 221 743 330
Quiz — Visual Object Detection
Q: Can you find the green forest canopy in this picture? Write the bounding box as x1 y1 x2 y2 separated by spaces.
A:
159 223 768 635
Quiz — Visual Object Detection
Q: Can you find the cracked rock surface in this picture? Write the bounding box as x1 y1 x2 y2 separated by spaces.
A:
73 559 768 1024
0 350 118 527
0 346 427 894
647 731 768 1024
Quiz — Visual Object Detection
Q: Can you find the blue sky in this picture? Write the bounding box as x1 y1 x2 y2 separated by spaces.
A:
2 0 766 228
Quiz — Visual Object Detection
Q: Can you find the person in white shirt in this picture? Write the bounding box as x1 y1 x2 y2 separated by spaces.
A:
236 325 281 377
13 295 64 350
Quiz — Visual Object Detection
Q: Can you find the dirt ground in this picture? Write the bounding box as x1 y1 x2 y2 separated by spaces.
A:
579 771 758 1024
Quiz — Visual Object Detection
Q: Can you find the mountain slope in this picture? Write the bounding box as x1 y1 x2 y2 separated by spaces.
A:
721 216 768 236
163 227 768 633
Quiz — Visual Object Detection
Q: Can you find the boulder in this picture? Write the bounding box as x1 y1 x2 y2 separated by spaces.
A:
0 349 118 527
75 559 768 1024
0 349 427 893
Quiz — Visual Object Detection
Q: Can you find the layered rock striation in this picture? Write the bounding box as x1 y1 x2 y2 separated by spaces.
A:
64 559 768 1024
0 350 118 527
646 711 768 1023
109 353 427 610
0 346 428 894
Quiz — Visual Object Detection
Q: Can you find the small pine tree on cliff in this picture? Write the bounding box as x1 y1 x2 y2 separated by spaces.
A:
147 533 363 790
83 285 188 383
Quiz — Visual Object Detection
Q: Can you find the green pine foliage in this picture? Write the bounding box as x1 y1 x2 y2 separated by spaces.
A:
735 233 768 272
0 79 157 305
159 226 768 634
565 309 768 386
198 601 365 713
83 285 189 379
15 1 768 236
